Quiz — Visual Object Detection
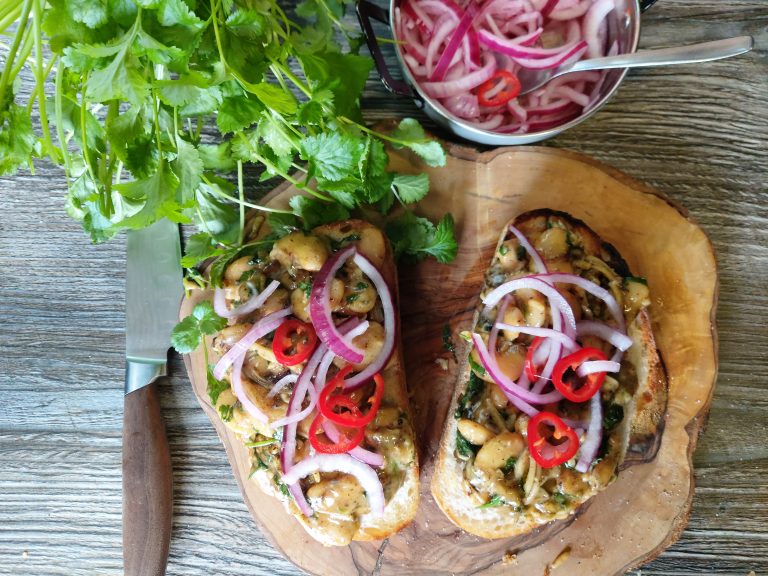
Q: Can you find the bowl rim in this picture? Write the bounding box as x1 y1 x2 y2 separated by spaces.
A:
388 0 642 143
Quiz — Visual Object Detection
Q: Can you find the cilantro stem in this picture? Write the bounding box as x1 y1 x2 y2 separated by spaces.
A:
205 179 293 215
271 62 311 99
8 19 34 79
210 0 228 70
340 116 430 148
0 0 32 108
78 72 100 200
53 65 72 180
32 0 56 161
237 160 245 245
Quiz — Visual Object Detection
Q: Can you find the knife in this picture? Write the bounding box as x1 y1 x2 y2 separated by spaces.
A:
123 219 182 576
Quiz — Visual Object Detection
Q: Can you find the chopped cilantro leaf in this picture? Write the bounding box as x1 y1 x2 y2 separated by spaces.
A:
477 495 505 509
171 301 227 354
218 404 234 422
502 456 517 475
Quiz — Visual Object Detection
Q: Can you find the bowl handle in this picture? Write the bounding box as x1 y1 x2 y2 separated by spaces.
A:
639 0 660 11
356 0 415 97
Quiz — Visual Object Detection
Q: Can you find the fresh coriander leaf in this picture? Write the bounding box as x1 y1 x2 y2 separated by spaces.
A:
171 314 203 354
385 211 458 263
478 495 505 509
157 0 205 30
207 367 229 405
251 83 298 115
192 300 227 334
289 195 350 230
174 138 203 205
298 279 313 298
199 143 237 171
194 182 240 244
0 103 35 176
317 52 372 118
181 232 223 268
217 95 264 134
70 0 109 28
392 173 429 204
258 116 295 158
268 212 301 236
390 118 446 167
113 161 181 230
301 132 364 182
225 9 267 39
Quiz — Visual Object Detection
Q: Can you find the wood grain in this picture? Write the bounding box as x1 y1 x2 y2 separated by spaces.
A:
183 145 719 575
123 380 173 576
0 1 767 575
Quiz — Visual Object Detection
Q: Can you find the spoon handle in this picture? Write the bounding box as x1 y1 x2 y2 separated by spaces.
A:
571 36 754 73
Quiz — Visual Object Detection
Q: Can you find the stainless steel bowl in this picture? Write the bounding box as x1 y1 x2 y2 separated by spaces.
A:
358 0 643 145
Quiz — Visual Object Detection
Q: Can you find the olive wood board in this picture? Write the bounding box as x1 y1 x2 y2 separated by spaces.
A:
180 143 718 575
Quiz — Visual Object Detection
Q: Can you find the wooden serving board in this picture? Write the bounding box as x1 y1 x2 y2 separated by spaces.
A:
181 144 718 575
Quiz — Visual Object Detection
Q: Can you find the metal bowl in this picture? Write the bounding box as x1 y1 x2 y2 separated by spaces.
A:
358 0 642 145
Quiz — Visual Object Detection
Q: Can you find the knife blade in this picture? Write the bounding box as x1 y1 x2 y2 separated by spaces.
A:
123 219 182 576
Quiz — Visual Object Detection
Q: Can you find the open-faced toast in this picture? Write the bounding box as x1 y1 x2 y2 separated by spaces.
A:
431 209 667 539
203 218 418 546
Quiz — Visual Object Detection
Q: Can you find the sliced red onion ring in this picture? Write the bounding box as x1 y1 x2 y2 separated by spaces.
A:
430 3 478 81
506 41 587 70
549 0 591 20
280 341 328 516
534 273 625 332
231 352 269 423
471 114 505 130
576 320 633 351
270 381 319 428
342 253 397 391
421 54 497 99
472 333 563 404
495 323 578 350
583 0 614 58
540 0 560 16
483 277 577 336
426 13 456 77
213 279 280 319
309 245 364 364
321 420 385 467
212 307 292 380
507 224 548 273
267 373 298 400
281 454 385 517
576 393 603 472
577 360 620 377
477 28 584 59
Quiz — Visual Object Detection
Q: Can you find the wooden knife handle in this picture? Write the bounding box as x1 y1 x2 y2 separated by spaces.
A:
123 379 172 576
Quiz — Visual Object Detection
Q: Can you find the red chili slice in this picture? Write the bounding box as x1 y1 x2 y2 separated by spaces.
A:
477 70 521 107
319 367 385 428
308 411 365 454
527 411 579 468
552 347 608 403
524 336 545 382
272 319 318 366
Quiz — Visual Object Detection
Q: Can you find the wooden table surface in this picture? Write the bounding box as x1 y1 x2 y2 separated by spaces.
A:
1 1 766 575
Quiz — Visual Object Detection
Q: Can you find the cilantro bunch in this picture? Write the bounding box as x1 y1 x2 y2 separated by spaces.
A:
0 0 458 272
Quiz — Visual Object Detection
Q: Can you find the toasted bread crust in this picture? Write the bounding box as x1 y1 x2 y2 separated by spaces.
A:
216 219 419 546
431 209 668 539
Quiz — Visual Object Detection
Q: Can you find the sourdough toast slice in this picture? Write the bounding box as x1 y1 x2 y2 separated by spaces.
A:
431 209 667 539
208 219 419 546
